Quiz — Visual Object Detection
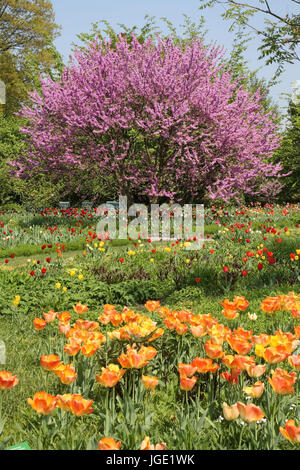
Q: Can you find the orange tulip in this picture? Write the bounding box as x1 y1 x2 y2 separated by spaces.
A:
148 328 164 342
145 300 160 312
56 394 73 411
140 436 166 450
222 354 235 369
0 371 18 390
192 357 219 374
291 309 300 319
204 339 224 359
142 375 159 390
73 303 88 315
103 304 116 313
180 374 197 391
230 355 256 371
294 325 300 339
264 346 290 363
233 296 249 311
98 437 122 450
40 354 61 371
222 309 239 320
64 339 81 356
260 297 282 314
288 354 300 371
220 299 237 312
96 364 125 387
33 318 47 330
75 319 100 331
110 312 123 327
279 420 300 444
178 363 197 377
245 364 266 378
118 346 149 369
98 312 111 325
43 310 57 323
59 321 71 335
237 402 265 423
28 392 57 415
220 369 241 384
175 322 188 335
58 311 71 324
268 368 296 395
81 341 101 357
243 381 264 399
190 324 206 338
139 345 157 361
227 335 252 355
252 333 270 346
53 364 77 385
222 402 239 421
69 394 94 416
157 307 171 318
233 327 253 340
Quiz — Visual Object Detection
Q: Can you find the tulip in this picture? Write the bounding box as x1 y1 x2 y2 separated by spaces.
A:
178 363 197 377
237 402 265 423
40 354 61 371
59 321 71 335
288 354 300 371
227 335 252 355
220 369 241 384
33 318 47 330
140 436 166 450
56 394 73 411
73 303 88 315
222 402 239 421
98 438 122 450
0 371 19 390
81 341 100 357
43 310 57 323
28 392 57 415
180 374 197 391
245 364 266 378
279 420 300 444
268 368 296 395
58 311 71 324
145 301 160 312
190 324 206 338
69 394 94 416
205 339 224 359
264 346 290 363
96 365 126 387
243 381 264 398
192 357 219 374
64 339 81 356
142 375 159 390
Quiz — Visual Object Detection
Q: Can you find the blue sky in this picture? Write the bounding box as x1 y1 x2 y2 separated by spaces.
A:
51 0 299 113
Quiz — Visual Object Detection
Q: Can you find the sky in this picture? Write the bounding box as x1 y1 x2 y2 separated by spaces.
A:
51 0 300 114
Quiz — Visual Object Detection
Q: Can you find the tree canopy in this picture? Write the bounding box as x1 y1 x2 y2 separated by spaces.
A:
199 0 300 79
10 35 284 204
0 0 62 115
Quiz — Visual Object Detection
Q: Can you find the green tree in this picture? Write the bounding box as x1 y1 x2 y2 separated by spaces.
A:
74 14 208 52
199 0 300 79
0 114 24 203
0 0 62 115
274 98 300 201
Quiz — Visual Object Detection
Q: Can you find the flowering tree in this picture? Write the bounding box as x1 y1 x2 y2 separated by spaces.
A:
10 35 284 202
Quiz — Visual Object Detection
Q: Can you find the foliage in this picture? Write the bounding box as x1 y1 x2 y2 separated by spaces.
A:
199 0 300 80
274 99 300 202
0 0 62 115
11 35 285 204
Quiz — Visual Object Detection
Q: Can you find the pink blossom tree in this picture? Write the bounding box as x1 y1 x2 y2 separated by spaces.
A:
10 35 284 203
